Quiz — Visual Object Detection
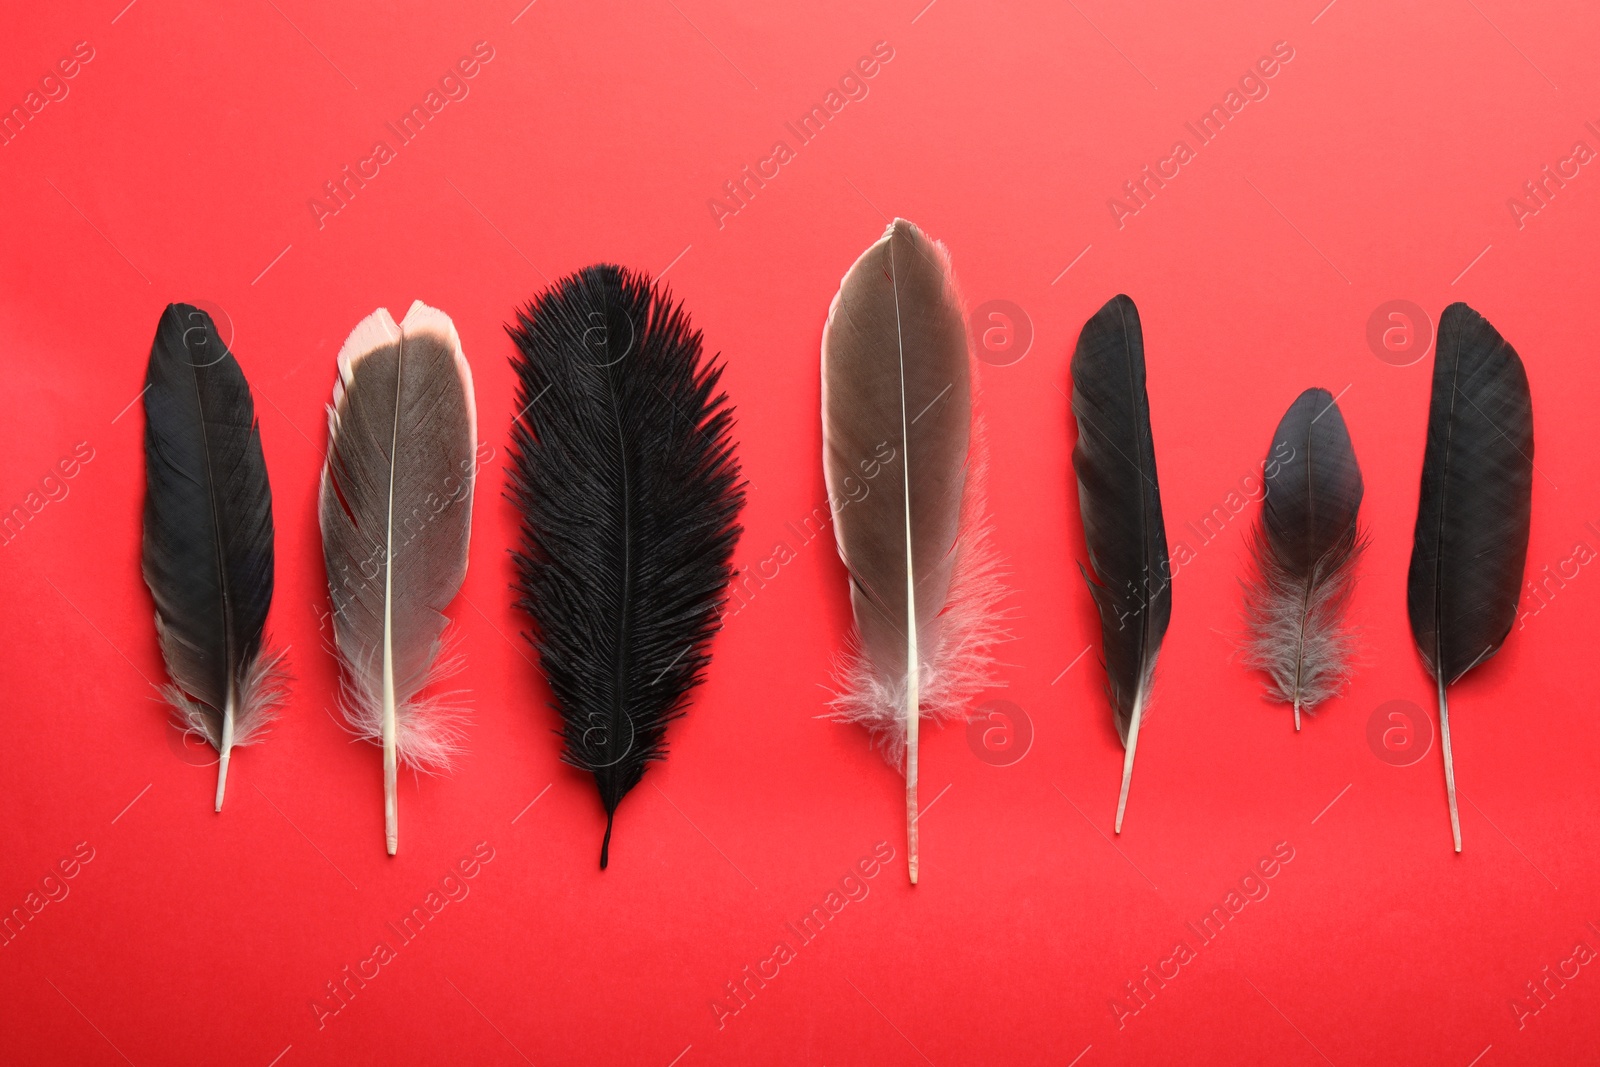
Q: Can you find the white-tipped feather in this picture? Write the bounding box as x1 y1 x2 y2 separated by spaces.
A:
320 300 477 854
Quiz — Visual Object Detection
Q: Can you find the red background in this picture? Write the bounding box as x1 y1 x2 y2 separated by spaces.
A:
2 0 1598 1064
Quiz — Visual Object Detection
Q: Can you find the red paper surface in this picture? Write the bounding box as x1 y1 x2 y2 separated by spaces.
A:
3 1 1598 1064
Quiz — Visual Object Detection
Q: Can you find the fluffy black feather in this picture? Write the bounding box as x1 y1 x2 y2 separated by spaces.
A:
142 303 282 810
1243 388 1365 728
507 266 744 869
1407 302 1532 850
1070 294 1171 832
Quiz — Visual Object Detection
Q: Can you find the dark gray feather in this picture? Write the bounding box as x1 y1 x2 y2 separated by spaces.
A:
1243 388 1365 720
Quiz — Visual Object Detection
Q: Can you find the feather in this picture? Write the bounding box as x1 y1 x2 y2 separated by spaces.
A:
1070 294 1172 833
821 219 1005 884
141 302 284 812
508 266 744 870
1243 388 1366 730
319 301 477 855
1407 302 1533 851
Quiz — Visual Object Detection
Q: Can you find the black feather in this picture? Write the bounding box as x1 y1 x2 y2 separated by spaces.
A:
1070 294 1171 831
507 266 744 869
1407 301 1533 850
1243 388 1365 726
141 303 281 809
1409 304 1533 684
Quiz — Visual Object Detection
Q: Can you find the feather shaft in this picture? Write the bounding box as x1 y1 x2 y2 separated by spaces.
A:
382 337 403 856
214 695 234 811
1437 673 1460 852
889 243 923 886
1292 570 1311 727
1291 571 1316 729
1114 694 1141 833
